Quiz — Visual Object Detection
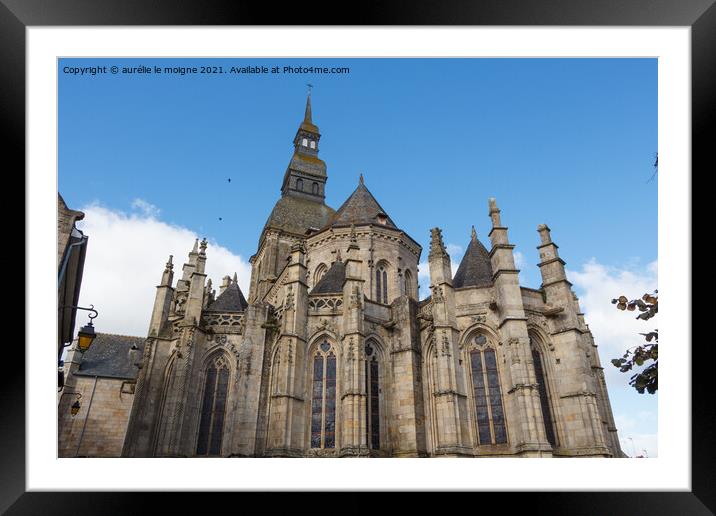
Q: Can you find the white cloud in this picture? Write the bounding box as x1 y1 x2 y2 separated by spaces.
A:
75 202 251 337
131 198 161 218
513 251 525 269
568 258 658 365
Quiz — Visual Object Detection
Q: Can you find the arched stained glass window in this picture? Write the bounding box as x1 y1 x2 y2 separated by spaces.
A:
364 342 380 450
531 337 557 447
314 263 328 286
404 269 415 299
196 354 230 456
311 342 337 449
375 264 388 304
468 335 507 445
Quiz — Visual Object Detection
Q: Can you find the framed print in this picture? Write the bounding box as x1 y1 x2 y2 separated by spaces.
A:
6 0 711 513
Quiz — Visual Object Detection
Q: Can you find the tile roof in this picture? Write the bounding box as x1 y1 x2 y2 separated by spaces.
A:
75 333 146 379
206 282 248 312
263 194 336 236
452 230 494 289
311 260 346 294
326 179 398 229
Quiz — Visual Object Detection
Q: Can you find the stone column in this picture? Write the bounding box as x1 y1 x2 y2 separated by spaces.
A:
427 228 472 456
340 228 369 456
536 224 610 456
148 255 175 337
389 296 428 456
488 200 551 457
265 241 309 457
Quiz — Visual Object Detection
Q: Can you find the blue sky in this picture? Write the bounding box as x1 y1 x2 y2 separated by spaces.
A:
59 57 658 456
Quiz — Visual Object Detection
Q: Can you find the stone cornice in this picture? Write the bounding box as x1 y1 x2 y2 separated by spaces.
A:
497 316 528 329
492 269 520 281
487 226 508 238
488 243 515 258
540 278 573 288
537 257 567 268
306 225 422 259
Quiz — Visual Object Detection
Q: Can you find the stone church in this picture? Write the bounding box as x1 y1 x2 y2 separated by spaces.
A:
118 95 623 458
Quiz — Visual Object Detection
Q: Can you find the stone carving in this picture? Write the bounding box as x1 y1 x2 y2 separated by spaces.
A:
441 331 451 357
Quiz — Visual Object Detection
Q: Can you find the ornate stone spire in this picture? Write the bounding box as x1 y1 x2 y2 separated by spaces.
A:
304 88 313 125
471 225 477 241
161 255 174 286
429 227 448 257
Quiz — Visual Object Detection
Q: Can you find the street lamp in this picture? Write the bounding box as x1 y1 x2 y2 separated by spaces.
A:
60 304 99 353
60 391 82 416
58 305 99 390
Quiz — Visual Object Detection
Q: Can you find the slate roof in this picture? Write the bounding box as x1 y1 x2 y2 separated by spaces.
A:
311 260 346 294
206 282 248 312
263 194 336 236
326 180 398 230
452 230 494 289
75 333 146 379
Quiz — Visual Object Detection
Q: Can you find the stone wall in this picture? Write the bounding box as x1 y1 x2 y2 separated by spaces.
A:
58 375 135 457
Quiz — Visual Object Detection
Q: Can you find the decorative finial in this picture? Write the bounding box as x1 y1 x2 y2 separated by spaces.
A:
165 255 174 271
471 225 477 241
207 278 212 289
191 238 199 254
359 173 364 185
488 198 502 227
429 227 447 256
350 224 357 242
199 237 208 255
233 271 238 284
336 249 342 262
537 224 552 244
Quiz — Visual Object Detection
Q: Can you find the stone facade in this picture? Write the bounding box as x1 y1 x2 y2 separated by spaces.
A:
116 95 623 458
58 334 144 457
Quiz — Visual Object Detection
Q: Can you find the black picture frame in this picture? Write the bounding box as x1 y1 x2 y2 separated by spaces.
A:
6 0 709 513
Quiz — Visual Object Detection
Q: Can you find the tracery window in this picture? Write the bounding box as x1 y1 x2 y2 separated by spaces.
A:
296 178 304 191
310 140 316 149
530 336 557 447
468 335 507 445
404 269 415 299
310 341 337 449
312 182 319 195
302 138 308 147
375 264 388 304
196 354 230 456
364 342 380 450
313 263 328 286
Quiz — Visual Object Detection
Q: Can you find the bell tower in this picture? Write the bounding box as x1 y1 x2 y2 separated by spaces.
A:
280 89 327 201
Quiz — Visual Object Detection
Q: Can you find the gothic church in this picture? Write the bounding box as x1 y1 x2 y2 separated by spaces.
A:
121 95 623 458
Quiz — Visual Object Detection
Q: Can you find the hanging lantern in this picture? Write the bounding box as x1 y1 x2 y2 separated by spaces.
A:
77 321 97 352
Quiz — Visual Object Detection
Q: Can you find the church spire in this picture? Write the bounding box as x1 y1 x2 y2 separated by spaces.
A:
304 87 313 125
